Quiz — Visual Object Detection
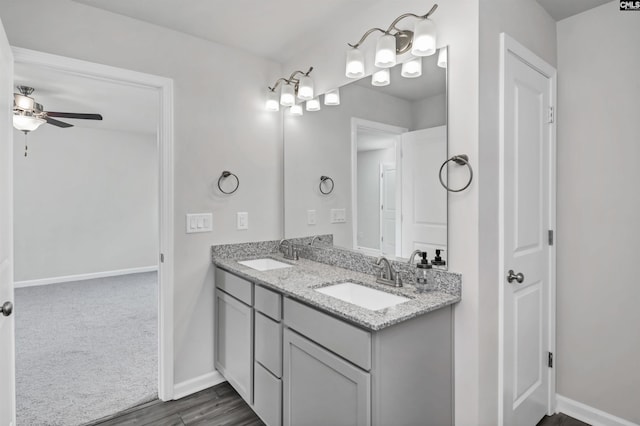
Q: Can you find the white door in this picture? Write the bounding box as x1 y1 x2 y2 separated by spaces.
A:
400 126 447 259
500 34 556 426
379 163 396 256
0 17 16 426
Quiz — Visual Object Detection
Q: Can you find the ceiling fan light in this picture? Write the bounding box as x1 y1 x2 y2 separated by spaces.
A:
374 34 397 68
345 48 365 79
265 90 280 111
401 57 422 78
280 84 296 107
324 89 340 106
297 76 314 101
372 68 390 86
13 114 45 132
14 93 35 110
411 19 437 57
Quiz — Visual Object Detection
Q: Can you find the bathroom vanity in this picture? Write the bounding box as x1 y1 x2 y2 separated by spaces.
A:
212 242 460 426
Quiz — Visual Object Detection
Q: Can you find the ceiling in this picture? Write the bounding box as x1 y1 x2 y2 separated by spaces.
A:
535 0 612 21
71 0 373 63
14 62 158 136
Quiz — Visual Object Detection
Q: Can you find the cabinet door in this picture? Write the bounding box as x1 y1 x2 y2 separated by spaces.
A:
283 329 370 426
215 289 253 404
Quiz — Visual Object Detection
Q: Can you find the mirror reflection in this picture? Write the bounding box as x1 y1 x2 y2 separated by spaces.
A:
284 48 448 267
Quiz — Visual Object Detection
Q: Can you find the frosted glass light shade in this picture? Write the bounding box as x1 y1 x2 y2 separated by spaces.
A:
324 89 340 106
265 90 280 111
401 57 422 78
437 47 448 68
345 48 365 78
280 84 295 106
14 94 34 110
372 69 390 86
297 75 314 100
306 97 321 111
374 34 397 68
13 114 45 132
290 104 303 116
411 19 437 56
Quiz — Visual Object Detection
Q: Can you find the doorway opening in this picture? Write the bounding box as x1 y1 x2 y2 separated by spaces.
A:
11 48 174 424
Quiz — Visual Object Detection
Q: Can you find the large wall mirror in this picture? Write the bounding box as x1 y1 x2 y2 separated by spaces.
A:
284 47 448 267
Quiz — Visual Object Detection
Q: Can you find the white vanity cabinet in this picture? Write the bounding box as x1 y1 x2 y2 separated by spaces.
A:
214 266 453 426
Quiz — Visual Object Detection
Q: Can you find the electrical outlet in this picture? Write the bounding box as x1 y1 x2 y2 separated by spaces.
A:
330 208 347 223
237 212 249 230
186 213 212 233
307 209 317 225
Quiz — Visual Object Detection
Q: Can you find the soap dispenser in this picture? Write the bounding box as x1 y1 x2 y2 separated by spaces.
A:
415 252 436 293
432 249 446 269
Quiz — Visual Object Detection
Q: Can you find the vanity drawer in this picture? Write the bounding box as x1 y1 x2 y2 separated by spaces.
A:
215 268 253 306
254 361 282 426
255 285 282 320
255 311 282 377
283 298 371 371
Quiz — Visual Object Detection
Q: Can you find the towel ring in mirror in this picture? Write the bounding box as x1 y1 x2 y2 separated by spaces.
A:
439 154 473 193
319 176 334 195
218 171 239 194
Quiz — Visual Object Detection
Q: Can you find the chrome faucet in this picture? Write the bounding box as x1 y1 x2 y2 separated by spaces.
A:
374 256 402 287
310 235 322 246
408 250 422 265
279 239 299 260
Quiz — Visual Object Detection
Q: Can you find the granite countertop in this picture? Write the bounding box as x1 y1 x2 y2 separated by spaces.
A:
212 252 460 331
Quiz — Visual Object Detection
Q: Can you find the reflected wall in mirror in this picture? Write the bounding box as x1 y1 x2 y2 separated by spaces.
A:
284 48 448 268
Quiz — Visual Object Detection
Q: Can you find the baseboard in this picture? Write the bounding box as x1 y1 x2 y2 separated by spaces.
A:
14 265 159 288
173 371 225 400
556 394 639 426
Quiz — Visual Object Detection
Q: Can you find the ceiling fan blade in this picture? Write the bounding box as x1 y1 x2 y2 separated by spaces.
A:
46 112 103 120
45 116 74 128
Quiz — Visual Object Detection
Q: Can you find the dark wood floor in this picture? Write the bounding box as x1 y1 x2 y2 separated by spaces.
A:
87 382 264 426
88 381 589 426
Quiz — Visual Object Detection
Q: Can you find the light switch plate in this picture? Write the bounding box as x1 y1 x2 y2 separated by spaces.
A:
237 212 249 230
186 213 212 233
330 208 346 223
307 209 317 225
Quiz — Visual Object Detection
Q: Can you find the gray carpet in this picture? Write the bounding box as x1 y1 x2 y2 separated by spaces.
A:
15 272 158 426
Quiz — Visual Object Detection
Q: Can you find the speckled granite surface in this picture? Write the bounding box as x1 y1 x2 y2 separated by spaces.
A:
211 238 461 331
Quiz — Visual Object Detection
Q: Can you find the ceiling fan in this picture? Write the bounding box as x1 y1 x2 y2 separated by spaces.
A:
12 85 103 133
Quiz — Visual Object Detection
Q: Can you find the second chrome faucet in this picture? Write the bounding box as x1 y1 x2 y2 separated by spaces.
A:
374 256 403 287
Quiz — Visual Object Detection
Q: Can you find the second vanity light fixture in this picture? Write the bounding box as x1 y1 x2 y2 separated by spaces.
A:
266 67 319 113
346 4 440 83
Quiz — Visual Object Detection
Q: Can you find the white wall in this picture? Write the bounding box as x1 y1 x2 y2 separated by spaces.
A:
284 83 412 247
357 147 395 250
284 1 482 423
477 0 557 423
557 3 640 423
13 126 157 282
0 0 283 385
411 92 446 131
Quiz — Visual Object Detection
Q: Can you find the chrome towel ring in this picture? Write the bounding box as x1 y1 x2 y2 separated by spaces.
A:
439 154 473 193
218 171 239 194
319 176 334 195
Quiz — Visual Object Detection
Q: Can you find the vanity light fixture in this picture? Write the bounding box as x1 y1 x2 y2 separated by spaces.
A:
290 104 304 116
371 69 390 86
437 47 448 68
306 97 321 112
345 4 438 79
401 57 422 78
324 89 341 106
265 66 314 111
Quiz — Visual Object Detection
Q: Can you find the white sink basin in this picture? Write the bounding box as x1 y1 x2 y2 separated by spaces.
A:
237 258 293 271
315 282 410 311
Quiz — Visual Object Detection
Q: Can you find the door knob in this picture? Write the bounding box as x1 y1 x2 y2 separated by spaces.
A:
507 270 524 284
0 301 13 317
